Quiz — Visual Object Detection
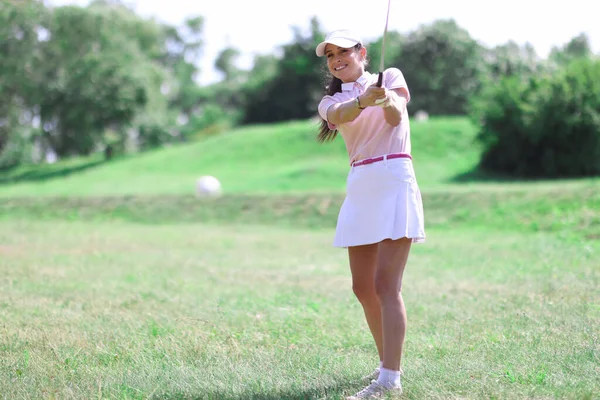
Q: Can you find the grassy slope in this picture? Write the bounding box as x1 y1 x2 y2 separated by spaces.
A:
0 117 485 197
0 116 598 239
1 116 597 199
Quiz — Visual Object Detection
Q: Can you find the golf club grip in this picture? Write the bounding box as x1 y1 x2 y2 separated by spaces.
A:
377 72 383 87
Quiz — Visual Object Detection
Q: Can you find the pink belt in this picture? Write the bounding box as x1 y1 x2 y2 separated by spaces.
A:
351 153 412 167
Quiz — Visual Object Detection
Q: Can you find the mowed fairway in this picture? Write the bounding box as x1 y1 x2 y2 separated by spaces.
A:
1 116 599 399
1 219 598 399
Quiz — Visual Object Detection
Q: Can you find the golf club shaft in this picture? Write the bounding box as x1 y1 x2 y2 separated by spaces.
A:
377 0 392 87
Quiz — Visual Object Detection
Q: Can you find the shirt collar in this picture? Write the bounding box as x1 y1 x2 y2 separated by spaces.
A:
341 72 373 91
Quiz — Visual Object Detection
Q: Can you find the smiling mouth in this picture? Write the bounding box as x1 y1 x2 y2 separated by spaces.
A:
335 65 347 71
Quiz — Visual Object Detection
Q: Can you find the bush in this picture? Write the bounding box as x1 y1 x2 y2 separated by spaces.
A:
137 122 176 151
0 138 26 170
182 104 240 138
472 57 600 178
0 127 33 170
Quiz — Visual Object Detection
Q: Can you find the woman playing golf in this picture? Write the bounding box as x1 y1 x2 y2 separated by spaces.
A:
315 29 426 399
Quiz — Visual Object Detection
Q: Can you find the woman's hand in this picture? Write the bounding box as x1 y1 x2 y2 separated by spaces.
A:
382 88 409 126
358 84 388 107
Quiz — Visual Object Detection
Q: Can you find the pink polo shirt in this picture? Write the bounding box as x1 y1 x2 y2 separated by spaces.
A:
318 68 412 164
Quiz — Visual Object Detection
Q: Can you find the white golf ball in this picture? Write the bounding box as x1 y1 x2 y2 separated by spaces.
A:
415 110 429 122
196 175 222 197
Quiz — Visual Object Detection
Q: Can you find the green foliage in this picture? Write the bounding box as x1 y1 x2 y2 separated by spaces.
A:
0 0 47 163
243 54 279 91
549 33 593 67
134 123 172 151
0 0 205 166
215 47 242 82
389 19 487 115
366 30 404 73
181 79 245 137
473 57 600 177
242 17 326 123
0 127 33 170
38 29 148 155
130 62 179 151
182 104 240 138
483 41 543 82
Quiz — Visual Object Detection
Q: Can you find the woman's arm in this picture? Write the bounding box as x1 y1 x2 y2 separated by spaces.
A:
327 85 388 125
382 87 409 127
326 98 364 125
325 85 406 126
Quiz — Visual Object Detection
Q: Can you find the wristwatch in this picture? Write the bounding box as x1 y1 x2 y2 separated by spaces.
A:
355 96 366 110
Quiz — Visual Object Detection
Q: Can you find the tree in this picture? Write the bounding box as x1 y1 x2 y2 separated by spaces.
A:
32 5 155 156
242 17 326 124
484 41 542 80
215 47 241 82
0 0 47 168
549 33 592 67
472 57 600 178
0 0 211 164
162 16 205 118
389 19 486 115
366 31 404 75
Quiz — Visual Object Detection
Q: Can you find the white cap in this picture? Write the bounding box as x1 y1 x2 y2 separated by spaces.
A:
315 29 363 57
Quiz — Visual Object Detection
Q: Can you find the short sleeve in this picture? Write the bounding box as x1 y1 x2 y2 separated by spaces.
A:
384 68 411 103
318 95 339 130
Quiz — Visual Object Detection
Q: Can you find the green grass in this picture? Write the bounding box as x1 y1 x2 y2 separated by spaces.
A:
1 184 599 240
1 115 597 238
1 116 597 198
0 117 484 197
1 220 598 399
1 116 599 399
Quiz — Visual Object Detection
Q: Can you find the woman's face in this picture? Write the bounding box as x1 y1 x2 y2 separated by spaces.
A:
325 44 366 83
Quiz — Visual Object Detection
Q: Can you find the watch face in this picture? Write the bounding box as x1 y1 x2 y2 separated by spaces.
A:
356 97 365 109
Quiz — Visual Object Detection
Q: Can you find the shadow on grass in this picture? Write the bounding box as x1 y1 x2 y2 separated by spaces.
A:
157 382 353 400
0 158 106 185
451 166 556 184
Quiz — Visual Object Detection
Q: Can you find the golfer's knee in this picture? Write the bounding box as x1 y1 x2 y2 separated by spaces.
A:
352 281 376 302
375 274 401 301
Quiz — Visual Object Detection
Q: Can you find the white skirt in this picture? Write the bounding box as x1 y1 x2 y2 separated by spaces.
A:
333 156 426 247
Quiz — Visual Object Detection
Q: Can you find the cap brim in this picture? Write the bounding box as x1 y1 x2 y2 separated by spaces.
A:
316 38 360 57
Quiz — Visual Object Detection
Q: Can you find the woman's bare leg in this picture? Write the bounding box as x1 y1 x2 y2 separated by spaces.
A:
375 237 412 371
348 243 383 362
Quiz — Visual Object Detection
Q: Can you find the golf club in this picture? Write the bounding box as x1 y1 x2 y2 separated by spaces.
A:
377 0 392 88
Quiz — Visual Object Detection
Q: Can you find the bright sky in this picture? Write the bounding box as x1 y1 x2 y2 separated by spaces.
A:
48 0 599 85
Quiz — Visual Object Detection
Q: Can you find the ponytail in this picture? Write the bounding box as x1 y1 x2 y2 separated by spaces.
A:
317 76 343 142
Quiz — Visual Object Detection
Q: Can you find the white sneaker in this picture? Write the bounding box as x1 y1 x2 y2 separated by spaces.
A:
346 380 403 399
361 367 403 382
361 367 380 382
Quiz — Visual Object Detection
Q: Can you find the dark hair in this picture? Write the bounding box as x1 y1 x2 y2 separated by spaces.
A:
317 43 366 143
